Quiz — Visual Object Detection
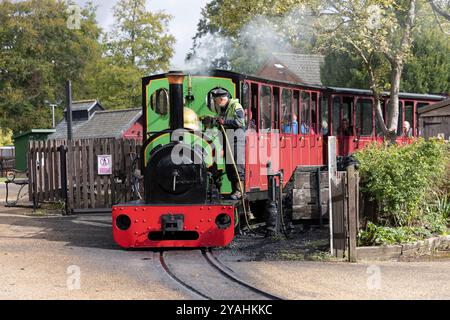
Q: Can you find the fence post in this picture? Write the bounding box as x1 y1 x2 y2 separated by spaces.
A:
59 145 68 215
346 164 358 262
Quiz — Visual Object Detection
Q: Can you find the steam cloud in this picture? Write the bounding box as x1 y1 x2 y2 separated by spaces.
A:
185 5 319 75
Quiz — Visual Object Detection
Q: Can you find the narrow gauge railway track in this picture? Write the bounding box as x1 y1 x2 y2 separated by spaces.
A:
159 250 284 300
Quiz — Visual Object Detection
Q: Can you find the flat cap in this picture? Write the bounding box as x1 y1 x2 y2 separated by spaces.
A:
211 88 229 98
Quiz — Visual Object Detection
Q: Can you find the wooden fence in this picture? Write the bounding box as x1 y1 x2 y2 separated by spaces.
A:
28 138 143 212
330 165 359 262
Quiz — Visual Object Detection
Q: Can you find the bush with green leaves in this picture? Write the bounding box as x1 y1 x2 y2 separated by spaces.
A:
355 139 449 245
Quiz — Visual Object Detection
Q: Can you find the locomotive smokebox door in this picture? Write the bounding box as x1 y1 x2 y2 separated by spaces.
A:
161 214 184 232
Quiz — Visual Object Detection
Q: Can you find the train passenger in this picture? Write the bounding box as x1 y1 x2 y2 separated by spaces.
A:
403 121 413 137
282 114 299 134
338 118 353 136
321 120 329 135
246 109 256 131
212 88 246 200
301 120 314 134
291 114 299 134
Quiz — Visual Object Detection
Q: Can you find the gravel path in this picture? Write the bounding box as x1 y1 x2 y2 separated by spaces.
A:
1 206 449 300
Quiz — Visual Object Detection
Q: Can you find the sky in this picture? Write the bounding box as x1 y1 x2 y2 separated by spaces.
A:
74 0 210 69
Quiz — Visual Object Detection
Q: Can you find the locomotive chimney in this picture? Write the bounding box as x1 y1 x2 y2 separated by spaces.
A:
167 71 185 130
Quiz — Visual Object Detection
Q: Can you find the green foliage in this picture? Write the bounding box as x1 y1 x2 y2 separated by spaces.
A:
356 139 450 246
355 139 448 227
0 0 102 134
401 25 450 94
0 0 176 129
106 0 175 74
322 24 450 94
358 222 423 246
0 128 13 146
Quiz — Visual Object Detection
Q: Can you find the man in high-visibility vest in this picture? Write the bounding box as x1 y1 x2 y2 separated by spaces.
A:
211 88 246 200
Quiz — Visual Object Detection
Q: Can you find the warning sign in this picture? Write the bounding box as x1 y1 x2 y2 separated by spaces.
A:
98 155 112 175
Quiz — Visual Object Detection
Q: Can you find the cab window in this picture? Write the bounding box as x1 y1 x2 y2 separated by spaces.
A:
150 88 169 115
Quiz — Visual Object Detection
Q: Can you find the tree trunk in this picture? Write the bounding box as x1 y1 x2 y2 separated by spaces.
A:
384 0 416 144
386 62 403 143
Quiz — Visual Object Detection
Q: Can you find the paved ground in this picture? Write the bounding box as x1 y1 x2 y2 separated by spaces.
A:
0 182 24 202
0 195 449 300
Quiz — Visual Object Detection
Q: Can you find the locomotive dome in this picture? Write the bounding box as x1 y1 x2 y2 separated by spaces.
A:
183 107 200 131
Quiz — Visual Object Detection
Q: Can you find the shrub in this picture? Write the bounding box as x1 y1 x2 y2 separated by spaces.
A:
355 139 449 246
355 139 448 227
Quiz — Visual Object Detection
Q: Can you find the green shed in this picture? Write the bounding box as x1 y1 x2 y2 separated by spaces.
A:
13 129 56 171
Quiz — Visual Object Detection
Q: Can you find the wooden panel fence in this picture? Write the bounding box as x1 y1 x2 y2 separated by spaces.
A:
28 138 143 212
330 165 360 261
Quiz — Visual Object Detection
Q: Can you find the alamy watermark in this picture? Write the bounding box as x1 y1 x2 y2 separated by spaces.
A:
67 265 81 290
366 265 381 290
67 4 81 30
169 128 282 175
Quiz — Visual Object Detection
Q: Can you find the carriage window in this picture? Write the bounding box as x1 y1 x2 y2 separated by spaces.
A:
273 87 280 130
281 89 293 133
301 91 311 134
150 88 169 115
207 87 230 114
293 91 300 135
332 96 340 135
342 97 353 125
311 93 318 134
404 101 414 137
340 97 354 136
320 95 329 135
249 83 258 131
397 101 404 136
356 99 373 136
242 82 250 110
260 85 272 131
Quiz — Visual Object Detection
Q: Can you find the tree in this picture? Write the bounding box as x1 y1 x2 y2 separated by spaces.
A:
190 0 449 142
106 0 175 73
401 24 450 93
78 54 143 109
321 23 450 95
93 0 176 109
186 0 318 73
429 0 450 20
0 0 102 134
316 0 421 141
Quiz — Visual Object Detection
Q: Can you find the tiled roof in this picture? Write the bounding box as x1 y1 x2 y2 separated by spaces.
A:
48 109 142 140
47 120 88 140
64 100 104 112
271 53 324 85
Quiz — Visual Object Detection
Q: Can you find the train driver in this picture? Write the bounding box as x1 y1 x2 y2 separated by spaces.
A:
212 88 246 200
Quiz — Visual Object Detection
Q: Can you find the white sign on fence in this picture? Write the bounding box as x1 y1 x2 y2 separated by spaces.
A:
98 155 112 175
